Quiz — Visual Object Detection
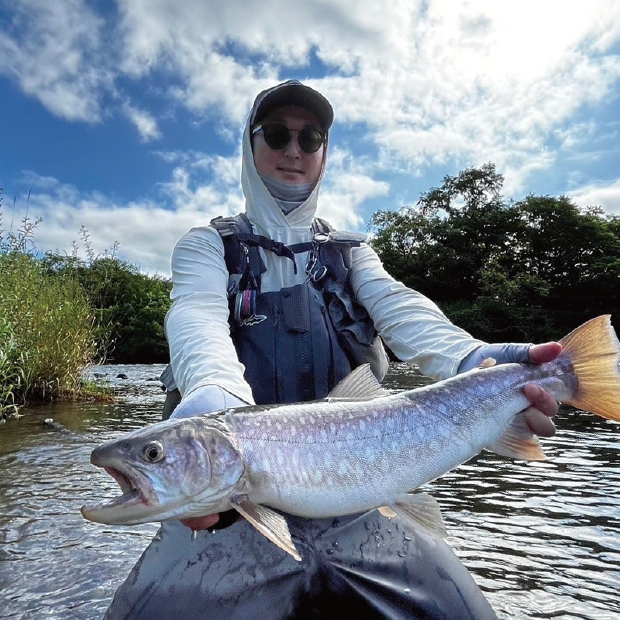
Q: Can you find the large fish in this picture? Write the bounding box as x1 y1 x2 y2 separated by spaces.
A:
82 315 620 560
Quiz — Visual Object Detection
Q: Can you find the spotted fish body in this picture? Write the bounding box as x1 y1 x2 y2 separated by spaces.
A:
82 316 620 560
224 351 578 517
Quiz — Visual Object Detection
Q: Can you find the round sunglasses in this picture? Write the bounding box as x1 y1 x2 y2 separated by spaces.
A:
252 123 327 154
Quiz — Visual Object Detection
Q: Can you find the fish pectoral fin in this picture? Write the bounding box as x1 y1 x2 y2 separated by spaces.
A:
230 496 301 562
378 505 397 518
477 357 496 369
488 409 546 461
392 492 447 538
327 364 389 400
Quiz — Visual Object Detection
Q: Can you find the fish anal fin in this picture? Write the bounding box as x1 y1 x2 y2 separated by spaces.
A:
230 496 301 561
328 364 389 400
392 492 447 538
559 315 620 422
378 505 397 518
488 409 546 461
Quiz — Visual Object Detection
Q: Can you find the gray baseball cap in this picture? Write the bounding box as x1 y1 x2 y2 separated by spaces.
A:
252 80 334 131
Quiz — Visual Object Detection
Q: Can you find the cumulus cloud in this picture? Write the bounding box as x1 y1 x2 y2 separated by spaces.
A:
8 170 235 275
6 143 388 274
320 147 390 229
3 0 620 181
1 0 620 269
0 0 112 122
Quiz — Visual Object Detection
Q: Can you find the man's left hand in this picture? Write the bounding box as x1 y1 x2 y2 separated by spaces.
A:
522 342 562 437
458 340 562 437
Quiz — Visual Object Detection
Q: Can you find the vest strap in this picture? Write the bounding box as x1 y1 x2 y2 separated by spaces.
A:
236 233 299 274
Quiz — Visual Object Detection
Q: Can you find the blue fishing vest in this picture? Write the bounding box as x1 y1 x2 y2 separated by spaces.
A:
211 214 388 405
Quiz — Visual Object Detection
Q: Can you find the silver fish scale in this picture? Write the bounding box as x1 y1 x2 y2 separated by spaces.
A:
224 392 474 515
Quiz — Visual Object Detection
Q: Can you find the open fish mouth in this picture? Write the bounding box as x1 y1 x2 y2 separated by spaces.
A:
81 465 159 524
103 466 148 505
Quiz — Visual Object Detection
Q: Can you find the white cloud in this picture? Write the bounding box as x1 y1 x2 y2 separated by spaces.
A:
5 144 389 274
0 0 111 122
155 150 244 216
567 180 620 216
2 0 620 233
320 147 390 229
122 103 162 142
8 169 244 275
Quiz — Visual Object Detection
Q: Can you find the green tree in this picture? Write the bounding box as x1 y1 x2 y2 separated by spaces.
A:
369 164 620 343
43 255 172 364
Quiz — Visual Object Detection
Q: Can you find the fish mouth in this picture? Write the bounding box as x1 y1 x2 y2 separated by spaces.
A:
81 463 160 525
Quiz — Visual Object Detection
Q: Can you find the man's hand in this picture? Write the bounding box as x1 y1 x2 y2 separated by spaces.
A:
522 342 562 437
458 340 563 437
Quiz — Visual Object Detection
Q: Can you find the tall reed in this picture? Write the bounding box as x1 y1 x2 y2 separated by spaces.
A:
0 193 101 415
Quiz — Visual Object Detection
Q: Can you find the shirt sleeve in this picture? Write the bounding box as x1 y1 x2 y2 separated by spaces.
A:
164 226 255 404
349 243 484 380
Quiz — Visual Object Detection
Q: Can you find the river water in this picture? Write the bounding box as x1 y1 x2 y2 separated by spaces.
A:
0 363 618 619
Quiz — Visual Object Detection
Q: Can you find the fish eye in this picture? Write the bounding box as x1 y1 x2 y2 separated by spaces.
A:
143 441 165 463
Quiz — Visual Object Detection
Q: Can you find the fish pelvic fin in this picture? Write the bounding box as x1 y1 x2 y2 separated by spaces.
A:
488 408 546 461
560 315 620 421
327 363 390 400
230 495 301 561
390 492 447 539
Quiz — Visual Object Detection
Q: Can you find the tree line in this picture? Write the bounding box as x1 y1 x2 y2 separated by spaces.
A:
369 163 620 343
44 252 171 365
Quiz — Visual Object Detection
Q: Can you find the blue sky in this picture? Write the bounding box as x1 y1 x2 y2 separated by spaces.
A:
1 0 620 275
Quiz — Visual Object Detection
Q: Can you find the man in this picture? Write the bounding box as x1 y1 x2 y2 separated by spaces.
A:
106 80 559 619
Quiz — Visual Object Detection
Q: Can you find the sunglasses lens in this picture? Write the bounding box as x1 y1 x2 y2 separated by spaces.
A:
298 128 324 153
259 123 325 153
262 124 291 150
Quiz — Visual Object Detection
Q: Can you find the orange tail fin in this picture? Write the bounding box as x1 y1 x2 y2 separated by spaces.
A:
560 315 620 421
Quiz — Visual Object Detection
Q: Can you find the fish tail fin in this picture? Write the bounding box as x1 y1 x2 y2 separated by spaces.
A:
560 315 620 421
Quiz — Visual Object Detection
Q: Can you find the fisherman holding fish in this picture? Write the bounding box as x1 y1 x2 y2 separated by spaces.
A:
103 81 563 619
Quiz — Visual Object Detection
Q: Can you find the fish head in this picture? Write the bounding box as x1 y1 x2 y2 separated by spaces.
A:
81 417 245 525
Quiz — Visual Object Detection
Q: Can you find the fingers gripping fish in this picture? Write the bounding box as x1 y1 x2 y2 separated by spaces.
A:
82 315 620 561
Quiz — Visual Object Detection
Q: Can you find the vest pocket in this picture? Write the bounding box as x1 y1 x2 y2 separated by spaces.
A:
281 286 311 333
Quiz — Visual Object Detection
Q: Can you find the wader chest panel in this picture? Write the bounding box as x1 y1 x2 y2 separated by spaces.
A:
211 214 388 404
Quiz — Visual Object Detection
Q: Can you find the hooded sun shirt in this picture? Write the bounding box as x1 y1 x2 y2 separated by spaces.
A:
164 82 485 403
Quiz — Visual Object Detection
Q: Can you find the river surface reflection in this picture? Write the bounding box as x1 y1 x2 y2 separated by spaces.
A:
0 363 618 619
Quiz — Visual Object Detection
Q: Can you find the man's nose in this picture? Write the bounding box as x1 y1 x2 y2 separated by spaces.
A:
282 131 302 157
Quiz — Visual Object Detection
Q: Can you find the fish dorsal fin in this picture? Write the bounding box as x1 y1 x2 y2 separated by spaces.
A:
230 495 301 561
391 492 447 538
328 364 389 400
487 409 546 460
